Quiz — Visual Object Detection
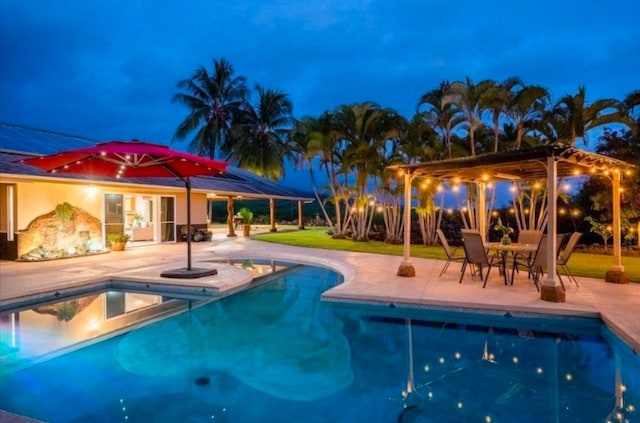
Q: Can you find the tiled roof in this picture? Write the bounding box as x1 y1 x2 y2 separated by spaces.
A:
0 122 313 201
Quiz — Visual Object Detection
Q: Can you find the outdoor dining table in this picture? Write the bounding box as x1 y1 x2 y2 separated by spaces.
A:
486 242 539 285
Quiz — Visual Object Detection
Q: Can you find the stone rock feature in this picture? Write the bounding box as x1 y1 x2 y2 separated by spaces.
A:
18 203 105 261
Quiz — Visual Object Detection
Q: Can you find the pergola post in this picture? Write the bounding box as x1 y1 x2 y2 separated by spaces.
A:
297 200 305 229
269 198 277 232
606 169 629 283
478 181 487 241
541 155 565 302
397 171 415 277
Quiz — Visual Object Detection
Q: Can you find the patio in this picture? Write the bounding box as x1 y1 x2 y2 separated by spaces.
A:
0 228 638 354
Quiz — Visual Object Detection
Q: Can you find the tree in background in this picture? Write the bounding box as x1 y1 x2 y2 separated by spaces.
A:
223 85 295 180
172 58 248 159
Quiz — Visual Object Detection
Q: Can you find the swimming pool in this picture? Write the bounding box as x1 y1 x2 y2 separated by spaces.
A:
0 264 638 422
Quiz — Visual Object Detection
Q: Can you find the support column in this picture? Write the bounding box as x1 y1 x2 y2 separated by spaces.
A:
269 198 277 232
297 200 305 229
397 172 415 277
606 169 629 283
478 181 487 242
226 197 236 237
541 156 565 302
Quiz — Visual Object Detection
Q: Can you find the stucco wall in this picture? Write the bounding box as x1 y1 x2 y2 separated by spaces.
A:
14 179 209 230
16 180 103 230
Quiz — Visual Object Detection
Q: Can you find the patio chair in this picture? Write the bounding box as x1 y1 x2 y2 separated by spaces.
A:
557 232 582 288
517 229 543 245
512 234 565 291
459 229 503 287
511 229 543 278
436 229 466 276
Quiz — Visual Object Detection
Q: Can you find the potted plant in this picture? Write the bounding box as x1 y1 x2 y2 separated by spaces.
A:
107 233 131 251
132 213 144 228
494 218 514 245
238 207 254 236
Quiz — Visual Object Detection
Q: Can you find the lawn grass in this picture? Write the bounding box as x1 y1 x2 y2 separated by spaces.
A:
253 227 640 282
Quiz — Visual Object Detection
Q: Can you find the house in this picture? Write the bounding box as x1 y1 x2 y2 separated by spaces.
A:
0 123 313 260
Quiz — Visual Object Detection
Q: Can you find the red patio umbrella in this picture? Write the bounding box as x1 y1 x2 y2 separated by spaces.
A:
17 140 228 279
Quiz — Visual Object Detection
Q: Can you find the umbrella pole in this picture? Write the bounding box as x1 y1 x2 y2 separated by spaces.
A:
185 177 192 270
160 176 217 279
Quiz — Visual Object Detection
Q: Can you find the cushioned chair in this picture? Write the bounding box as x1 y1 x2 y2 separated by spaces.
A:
459 229 504 287
436 229 466 276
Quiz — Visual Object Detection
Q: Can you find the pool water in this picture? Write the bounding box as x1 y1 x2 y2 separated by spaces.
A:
0 265 638 422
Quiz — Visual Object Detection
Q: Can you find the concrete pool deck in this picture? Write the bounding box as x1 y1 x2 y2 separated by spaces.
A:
1 230 639 355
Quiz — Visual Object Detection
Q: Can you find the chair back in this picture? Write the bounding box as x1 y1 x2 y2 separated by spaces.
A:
532 234 564 267
518 229 542 245
461 230 488 266
559 232 582 263
436 229 455 259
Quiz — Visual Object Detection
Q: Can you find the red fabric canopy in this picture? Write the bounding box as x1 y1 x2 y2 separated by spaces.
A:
17 140 228 277
17 140 227 178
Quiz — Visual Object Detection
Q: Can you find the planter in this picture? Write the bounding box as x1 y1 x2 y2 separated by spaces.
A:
243 224 251 237
501 235 512 245
111 242 127 251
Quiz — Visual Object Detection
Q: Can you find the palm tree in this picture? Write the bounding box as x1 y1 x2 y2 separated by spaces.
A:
623 89 640 118
290 113 348 237
172 58 248 159
506 84 550 148
484 77 522 152
546 86 635 145
417 82 464 159
223 84 295 180
442 77 495 156
335 102 403 241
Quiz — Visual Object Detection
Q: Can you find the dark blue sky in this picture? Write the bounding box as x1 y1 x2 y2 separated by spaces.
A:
1 1 639 189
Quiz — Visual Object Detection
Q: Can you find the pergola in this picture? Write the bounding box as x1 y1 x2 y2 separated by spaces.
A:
388 145 636 302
